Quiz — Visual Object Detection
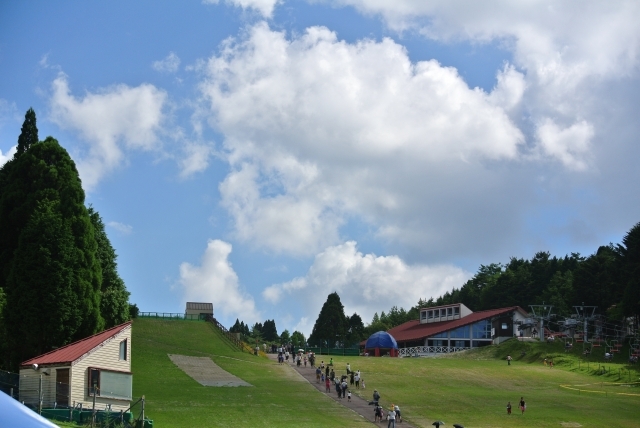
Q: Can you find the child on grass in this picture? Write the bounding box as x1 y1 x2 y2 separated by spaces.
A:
507 401 511 415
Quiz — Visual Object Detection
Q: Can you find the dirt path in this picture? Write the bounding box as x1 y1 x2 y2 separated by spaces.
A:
267 354 415 427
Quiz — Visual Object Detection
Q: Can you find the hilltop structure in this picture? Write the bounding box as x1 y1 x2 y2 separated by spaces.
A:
185 302 214 320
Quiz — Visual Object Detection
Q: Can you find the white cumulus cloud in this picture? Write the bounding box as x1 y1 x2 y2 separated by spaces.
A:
49 74 168 190
203 0 280 18
180 239 259 323
263 241 470 331
535 118 594 171
178 141 214 178
152 52 181 73
201 23 526 257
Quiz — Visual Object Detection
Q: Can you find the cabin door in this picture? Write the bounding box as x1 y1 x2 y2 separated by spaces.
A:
56 368 70 407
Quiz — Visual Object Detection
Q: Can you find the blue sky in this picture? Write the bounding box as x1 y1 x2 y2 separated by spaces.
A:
1 1 639 338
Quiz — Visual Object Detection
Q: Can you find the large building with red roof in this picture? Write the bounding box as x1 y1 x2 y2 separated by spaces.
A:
385 303 528 357
19 322 132 412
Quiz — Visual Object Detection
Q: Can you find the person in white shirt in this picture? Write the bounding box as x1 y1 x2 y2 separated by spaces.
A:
387 406 396 428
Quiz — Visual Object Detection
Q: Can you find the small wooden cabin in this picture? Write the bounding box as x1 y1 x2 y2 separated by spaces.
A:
20 322 132 412
185 302 213 320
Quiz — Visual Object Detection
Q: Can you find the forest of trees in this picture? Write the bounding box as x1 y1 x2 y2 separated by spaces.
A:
232 221 639 350
0 109 132 371
365 222 640 334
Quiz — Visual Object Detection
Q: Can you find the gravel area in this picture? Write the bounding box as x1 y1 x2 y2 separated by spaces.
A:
168 354 252 387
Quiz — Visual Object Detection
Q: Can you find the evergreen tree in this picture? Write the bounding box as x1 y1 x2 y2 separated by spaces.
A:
16 108 38 157
619 222 640 319
262 319 278 342
291 331 306 348
0 129 103 369
308 292 348 347
280 329 291 344
88 207 130 327
347 313 365 344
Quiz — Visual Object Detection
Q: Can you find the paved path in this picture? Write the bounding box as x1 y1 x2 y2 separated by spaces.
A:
267 354 415 427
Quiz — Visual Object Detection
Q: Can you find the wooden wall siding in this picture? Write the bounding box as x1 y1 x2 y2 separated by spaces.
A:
70 325 132 411
18 368 56 407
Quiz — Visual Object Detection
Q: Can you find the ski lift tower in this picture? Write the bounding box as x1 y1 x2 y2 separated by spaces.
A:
529 304 553 340
573 303 597 343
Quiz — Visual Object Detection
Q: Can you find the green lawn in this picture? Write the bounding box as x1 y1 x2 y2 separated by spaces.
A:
131 318 369 427
125 319 638 428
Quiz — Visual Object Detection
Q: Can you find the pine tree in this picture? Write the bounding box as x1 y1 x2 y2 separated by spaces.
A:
89 207 130 328
0 128 103 369
308 292 348 347
16 108 38 157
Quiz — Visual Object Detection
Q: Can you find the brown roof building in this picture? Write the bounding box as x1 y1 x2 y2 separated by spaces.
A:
382 303 528 357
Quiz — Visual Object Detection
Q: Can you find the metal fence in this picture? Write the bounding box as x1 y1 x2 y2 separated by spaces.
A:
14 371 149 427
0 368 19 397
138 312 204 320
399 346 470 357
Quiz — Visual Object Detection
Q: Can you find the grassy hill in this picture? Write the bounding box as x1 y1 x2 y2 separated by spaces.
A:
131 318 639 427
131 318 369 427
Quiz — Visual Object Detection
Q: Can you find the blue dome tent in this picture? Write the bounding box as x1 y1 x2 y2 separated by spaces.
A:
364 331 399 357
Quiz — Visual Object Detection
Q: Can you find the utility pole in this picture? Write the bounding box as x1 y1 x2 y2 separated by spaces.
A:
574 303 597 342
529 304 553 340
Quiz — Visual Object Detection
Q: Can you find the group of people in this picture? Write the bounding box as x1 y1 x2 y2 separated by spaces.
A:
370 389 403 427
276 346 317 367
506 397 526 415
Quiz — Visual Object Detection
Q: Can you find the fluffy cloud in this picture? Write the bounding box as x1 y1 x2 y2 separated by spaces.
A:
49 74 167 190
203 0 280 18
152 52 181 73
178 141 213 178
0 145 16 167
535 119 594 171
180 239 259 322
330 0 640 165
263 241 470 332
201 23 528 257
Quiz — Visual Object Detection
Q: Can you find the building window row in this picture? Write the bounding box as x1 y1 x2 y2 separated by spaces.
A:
423 306 460 320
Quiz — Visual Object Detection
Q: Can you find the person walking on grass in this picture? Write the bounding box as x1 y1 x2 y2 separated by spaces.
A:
354 371 360 389
507 401 512 415
507 355 512 365
519 397 526 414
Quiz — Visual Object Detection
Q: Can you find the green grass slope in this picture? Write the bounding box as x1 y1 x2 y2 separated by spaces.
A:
132 319 639 428
132 318 369 427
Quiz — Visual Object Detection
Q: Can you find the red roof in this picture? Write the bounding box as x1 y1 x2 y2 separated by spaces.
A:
387 306 526 343
21 322 131 367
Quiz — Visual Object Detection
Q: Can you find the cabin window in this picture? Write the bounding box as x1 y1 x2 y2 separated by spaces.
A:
428 310 434 319
502 323 508 330
454 307 460 316
89 368 100 395
119 339 127 361
87 368 132 400
421 311 427 320
447 307 453 316
440 309 446 318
